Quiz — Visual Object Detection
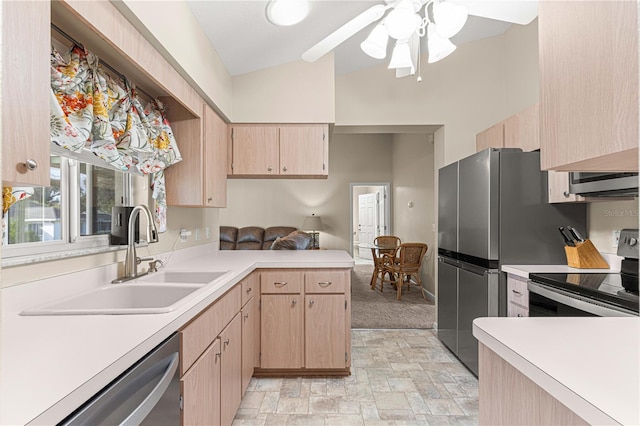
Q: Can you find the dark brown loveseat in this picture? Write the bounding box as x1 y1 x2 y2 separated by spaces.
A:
220 226 312 250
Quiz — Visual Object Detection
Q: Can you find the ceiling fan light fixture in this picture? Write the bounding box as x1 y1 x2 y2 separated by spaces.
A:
266 0 310 27
361 23 389 59
385 0 421 40
388 40 413 70
433 0 468 39
427 24 456 63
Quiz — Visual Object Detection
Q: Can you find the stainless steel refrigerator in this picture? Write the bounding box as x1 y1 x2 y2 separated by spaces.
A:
437 148 586 375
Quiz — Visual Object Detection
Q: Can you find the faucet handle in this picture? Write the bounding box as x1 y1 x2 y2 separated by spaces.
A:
148 259 164 273
137 256 153 265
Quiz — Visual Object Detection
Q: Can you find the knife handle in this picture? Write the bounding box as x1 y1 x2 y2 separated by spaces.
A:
559 227 575 246
566 226 584 242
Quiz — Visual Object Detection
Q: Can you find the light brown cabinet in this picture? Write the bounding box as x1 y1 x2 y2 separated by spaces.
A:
220 314 242 426
476 122 504 151
259 268 351 374
229 124 328 178
538 1 638 171
241 272 260 394
164 102 228 207
180 339 220 426
2 0 51 187
506 275 529 318
504 103 540 152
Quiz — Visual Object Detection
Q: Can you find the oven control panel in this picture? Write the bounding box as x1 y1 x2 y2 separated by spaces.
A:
617 229 639 259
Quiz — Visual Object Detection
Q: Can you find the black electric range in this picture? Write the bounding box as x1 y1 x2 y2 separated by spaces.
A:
528 229 639 317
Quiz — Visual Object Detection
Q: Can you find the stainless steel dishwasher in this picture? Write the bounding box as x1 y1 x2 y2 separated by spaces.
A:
60 333 181 426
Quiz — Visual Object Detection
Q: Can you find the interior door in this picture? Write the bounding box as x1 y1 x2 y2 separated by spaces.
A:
358 193 378 260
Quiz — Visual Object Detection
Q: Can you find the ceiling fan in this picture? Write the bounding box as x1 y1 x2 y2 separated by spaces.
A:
301 0 538 78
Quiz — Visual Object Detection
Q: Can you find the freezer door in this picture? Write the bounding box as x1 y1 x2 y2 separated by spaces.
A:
457 265 499 376
438 161 458 253
436 257 458 354
458 149 499 261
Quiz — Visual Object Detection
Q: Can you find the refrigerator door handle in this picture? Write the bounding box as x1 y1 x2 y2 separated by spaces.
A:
439 257 460 267
459 262 498 277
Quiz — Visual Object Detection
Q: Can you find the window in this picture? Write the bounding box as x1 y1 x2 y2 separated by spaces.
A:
3 155 134 259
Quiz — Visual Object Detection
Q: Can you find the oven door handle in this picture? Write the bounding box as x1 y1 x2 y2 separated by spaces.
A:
527 281 637 317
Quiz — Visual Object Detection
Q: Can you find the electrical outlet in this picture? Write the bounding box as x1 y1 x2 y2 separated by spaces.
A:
179 228 191 242
195 228 200 241
205 227 211 239
613 230 620 248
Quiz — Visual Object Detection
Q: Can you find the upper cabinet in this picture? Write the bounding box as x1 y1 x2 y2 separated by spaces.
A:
229 124 329 178
164 101 227 208
2 1 51 187
476 103 540 153
538 1 638 171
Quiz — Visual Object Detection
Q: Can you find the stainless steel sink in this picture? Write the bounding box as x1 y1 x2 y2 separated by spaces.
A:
20 283 204 316
137 270 229 284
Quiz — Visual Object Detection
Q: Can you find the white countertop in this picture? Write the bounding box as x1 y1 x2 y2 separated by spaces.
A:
0 245 354 425
502 252 622 279
473 317 640 425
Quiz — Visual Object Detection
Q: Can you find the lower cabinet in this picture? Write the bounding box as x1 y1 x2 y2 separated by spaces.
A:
507 274 529 318
241 291 260 393
220 314 242 426
180 339 221 426
259 268 351 374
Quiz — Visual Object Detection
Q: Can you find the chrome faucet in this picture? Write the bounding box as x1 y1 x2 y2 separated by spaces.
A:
112 205 159 283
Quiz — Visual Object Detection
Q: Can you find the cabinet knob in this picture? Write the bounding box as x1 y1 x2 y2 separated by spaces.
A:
25 159 38 171
246 287 252 293
267 166 273 172
244 313 249 320
291 299 297 306
207 196 213 202
563 191 570 198
282 166 288 172
224 339 230 346
318 281 332 287
216 352 221 359
309 299 315 307
274 282 287 287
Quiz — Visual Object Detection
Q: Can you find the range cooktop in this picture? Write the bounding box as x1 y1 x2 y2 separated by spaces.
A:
530 272 639 314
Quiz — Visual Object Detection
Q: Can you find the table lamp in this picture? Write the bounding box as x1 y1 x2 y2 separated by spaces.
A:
302 214 324 249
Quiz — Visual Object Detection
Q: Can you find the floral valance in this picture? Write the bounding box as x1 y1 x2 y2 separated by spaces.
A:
49 45 182 232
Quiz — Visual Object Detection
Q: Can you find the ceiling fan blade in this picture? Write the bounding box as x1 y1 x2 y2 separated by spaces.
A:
302 4 390 63
452 0 538 25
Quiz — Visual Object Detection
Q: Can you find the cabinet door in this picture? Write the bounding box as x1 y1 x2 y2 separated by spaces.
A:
539 1 638 171
279 124 328 176
547 171 585 203
181 338 220 426
230 125 279 175
241 297 256 394
203 104 227 207
504 103 540 152
261 294 303 369
476 122 504 152
305 294 346 369
2 0 50 187
220 314 242 426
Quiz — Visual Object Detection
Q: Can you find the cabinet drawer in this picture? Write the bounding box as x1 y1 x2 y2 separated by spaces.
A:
305 269 349 294
180 302 222 375
241 272 259 306
507 275 529 308
508 302 529 318
261 270 303 294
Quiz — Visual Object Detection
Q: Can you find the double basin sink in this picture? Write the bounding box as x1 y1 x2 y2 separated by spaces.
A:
20 271 230 316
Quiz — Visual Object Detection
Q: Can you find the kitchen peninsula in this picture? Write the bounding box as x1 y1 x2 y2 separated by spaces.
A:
473 317 640 425
0 245 354 425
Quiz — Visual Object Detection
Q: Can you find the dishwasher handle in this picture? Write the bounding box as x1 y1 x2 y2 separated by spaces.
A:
121 352 179 426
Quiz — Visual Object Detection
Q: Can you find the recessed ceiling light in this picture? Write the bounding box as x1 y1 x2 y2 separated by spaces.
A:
266 0 310 27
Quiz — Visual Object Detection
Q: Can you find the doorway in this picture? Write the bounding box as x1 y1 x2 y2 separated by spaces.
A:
350 183 391 265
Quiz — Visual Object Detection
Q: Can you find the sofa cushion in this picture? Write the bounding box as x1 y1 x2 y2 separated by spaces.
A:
219 226 238 250
271 230 312 250
236 226 265 250
263 226 298 250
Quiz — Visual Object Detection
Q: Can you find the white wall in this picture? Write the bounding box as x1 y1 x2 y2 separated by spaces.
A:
391 134 435 296
588 200 640 254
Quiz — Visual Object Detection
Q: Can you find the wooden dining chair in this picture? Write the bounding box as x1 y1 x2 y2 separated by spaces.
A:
370 236 401 291
381 242 428 300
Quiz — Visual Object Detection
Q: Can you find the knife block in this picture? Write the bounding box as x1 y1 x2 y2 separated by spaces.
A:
564 239 609 269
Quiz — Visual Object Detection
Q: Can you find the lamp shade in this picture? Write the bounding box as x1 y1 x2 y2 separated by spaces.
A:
385 0 420 40
427 24 456 63
388 40 413 70
302 214 324 231
266 0 310 26
361 23 389 59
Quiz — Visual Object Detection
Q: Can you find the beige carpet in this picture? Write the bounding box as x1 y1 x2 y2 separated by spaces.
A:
351 264 436 329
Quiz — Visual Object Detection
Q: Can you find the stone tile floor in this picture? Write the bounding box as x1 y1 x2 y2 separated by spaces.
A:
233 329 478 425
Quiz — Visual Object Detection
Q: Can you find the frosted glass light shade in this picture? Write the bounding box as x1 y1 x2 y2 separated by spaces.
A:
266 0 310 26
388 40 413 70
361 24 389 59
385 0 420 40
433 1 468 38
427 24 456 63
